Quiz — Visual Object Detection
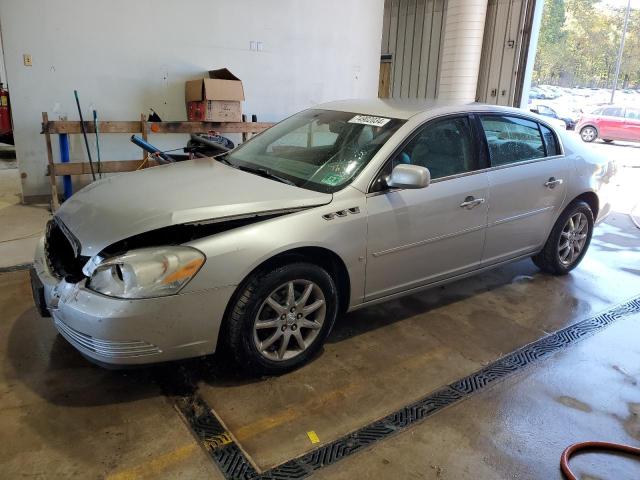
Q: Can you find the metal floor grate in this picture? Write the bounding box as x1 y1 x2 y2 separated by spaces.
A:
170 296 640 480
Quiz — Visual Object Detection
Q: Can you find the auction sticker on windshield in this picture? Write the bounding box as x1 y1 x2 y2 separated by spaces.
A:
348 115 391 127
320 174 343 186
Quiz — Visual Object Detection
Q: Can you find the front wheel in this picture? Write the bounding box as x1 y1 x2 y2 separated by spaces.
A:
532 201 594 275
224 262 338 375
580 126 598 142
603 139 613 143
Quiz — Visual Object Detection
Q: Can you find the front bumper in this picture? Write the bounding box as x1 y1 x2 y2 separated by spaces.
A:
33 239 236 366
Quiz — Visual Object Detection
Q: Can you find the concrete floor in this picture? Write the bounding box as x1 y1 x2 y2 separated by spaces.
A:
0 169 51 268
0 136 638 478
317 310 640 480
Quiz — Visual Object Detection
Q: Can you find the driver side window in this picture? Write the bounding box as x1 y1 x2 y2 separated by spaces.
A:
371 116 477 192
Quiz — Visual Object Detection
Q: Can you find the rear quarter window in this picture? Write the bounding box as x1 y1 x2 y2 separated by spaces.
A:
540 124 561 156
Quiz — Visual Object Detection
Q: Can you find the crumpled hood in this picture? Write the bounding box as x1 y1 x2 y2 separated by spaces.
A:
56 157 332 257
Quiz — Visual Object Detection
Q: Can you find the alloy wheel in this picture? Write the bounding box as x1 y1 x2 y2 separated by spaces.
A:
580 127 596 142
253 280 326 361
558 212 588 267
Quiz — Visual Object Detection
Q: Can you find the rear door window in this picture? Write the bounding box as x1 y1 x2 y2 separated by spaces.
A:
625 108 640 120
480 115 546 166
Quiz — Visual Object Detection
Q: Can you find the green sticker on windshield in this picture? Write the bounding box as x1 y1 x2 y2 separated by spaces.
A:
320 174 343 186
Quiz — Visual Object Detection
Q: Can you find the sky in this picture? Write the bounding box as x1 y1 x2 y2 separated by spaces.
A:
599 0 639 9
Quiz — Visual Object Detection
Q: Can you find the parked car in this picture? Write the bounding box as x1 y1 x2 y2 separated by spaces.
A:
576 105 640 143
31 100 616 375
529 87 545 100
529 103 576 130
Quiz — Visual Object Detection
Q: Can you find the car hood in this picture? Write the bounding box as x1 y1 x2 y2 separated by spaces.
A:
55 157 332 257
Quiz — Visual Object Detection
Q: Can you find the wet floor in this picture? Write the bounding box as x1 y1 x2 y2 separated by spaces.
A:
317 310 640 480
0 210 638 478
194 211 640 470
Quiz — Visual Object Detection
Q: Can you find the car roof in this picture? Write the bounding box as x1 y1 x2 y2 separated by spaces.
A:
313 98 531 120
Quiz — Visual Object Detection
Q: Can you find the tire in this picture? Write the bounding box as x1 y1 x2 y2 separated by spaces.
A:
224 262 338 375
532 201 594 275
580 126 598 143
603 139 613 143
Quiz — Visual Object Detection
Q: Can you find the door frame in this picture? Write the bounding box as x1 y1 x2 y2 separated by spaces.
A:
367 113 491 194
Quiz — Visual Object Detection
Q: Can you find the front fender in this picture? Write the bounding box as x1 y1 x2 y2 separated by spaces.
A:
184 188 368 308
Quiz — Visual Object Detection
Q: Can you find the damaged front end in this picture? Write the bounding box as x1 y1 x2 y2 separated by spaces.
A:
44 218 89 284
45 207 307 290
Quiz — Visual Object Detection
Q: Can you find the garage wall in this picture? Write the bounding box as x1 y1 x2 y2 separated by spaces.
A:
0 0 384 200
380 0 446 99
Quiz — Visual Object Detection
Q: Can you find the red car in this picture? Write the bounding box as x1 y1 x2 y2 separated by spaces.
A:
576 105 640 143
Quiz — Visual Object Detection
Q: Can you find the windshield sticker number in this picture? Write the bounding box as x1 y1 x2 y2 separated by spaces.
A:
320 174 343 186
348 115 391 127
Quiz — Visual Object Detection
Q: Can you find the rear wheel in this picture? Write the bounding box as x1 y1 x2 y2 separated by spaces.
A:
532 201 594 275
580 126 598 142
603 139 613 143
225 262 338 375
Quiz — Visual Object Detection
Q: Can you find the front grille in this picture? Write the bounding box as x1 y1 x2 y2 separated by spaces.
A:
54 317 161 358
44 219 88 282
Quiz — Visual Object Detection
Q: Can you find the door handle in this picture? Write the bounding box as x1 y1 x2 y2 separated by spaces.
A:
460 196 485 209
544 177 564 189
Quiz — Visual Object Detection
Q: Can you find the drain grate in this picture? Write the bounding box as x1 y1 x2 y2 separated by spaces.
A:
172 295 640 480
174 393 259 479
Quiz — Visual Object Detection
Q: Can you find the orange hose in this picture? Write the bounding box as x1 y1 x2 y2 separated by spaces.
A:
560 441 640 480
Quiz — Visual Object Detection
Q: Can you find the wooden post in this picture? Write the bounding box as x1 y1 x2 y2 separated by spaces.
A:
43 112 60 211
241 114 248 143
140 113 148 163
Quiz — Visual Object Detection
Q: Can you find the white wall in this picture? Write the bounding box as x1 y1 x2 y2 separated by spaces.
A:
0 0 384 199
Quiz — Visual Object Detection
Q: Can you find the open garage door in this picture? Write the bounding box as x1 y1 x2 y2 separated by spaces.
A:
476 0 537 106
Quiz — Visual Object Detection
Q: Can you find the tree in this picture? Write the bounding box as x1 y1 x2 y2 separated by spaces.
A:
532 0 640 88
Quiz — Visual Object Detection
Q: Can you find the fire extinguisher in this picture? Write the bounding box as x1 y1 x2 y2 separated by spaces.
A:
0 83 13 137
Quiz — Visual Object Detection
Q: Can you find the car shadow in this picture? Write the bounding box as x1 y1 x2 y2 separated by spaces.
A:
597 140 640 150
327 259 540 345
5 258 544 407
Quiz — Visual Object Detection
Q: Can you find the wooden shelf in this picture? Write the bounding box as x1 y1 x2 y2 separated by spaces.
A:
41 112 274 211
42 120 274 135
48 159 160 176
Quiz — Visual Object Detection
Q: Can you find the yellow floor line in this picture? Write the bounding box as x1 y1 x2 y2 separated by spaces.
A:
106 443 198 480
229 345 453 442
232 383 359 442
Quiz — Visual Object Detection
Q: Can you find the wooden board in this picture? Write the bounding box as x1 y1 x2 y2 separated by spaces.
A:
42 113 60 210
378 62 392 98
48 160 160 176
43 121 274 135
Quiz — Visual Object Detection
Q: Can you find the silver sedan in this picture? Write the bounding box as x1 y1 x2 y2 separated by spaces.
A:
32 100 616 374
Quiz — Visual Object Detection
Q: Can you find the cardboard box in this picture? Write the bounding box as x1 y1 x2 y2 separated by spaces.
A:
185 68 245 122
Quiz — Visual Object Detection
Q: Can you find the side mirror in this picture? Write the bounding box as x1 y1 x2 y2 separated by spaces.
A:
386 164 430 189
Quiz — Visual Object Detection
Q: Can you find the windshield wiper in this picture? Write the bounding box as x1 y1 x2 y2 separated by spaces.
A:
237 165 296 186
214 153 234 166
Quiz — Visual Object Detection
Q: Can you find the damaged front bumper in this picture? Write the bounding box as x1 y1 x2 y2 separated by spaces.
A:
32 238 235 366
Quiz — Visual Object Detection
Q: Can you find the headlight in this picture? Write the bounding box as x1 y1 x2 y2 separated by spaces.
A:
86 246 205 299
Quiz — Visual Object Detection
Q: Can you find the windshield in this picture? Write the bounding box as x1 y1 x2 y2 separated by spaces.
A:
224 109 405 193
